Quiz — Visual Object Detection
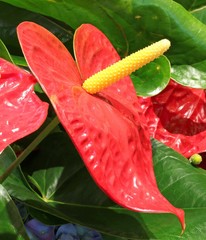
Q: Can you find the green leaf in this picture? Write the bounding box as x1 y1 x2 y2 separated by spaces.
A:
0 38 13 63
0 184 29 240
140 208 206 239
132 56 170 96
171 3 206 89
174 0 206 10
0 147 29 188
192 5 206 24
0 39 27 66
171 61 206 88
11 55 27 66
152 139 206 209
0 147 46 208
21 132 111 206
0 2 73 55
0 33 27 66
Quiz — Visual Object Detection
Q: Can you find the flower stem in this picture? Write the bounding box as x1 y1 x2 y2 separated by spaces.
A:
0 116 60 184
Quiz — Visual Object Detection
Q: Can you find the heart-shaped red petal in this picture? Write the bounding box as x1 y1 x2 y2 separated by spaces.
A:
0 58 48 152
17 22 185 231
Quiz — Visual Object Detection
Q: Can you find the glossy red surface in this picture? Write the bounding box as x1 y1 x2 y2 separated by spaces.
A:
0 58 48 153
17 22 185 230
139 80 206 158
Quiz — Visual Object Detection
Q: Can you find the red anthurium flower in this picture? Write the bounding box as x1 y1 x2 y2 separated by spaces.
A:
139 79 206 158
0 58 48 153
17 22 185 230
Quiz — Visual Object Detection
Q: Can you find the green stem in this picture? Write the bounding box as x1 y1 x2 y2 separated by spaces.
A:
0 116 60 184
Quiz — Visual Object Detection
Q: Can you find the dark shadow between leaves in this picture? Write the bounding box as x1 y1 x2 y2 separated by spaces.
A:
0 233 19 240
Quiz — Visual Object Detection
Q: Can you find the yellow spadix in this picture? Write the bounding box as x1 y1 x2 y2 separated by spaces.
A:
82 39 171 94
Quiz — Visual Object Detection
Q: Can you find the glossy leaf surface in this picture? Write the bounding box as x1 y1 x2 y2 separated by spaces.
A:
0 58 48 152
0 147 29 239
139 80 206 157
174 0 206 10
0 2 74 56
17 21 184 228
131 55 170 96
192 6 206 24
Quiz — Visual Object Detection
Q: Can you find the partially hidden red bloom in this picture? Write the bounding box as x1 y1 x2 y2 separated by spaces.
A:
0 58 48 152
139 79 206 158
17 22 185 230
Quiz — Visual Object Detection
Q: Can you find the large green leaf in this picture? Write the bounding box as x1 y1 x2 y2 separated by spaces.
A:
1 0 206 89
2 133 206 239
0 184 29 240
0 2 73 55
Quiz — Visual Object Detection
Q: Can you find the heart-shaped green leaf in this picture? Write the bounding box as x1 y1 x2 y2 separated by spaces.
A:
21 132 109 206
